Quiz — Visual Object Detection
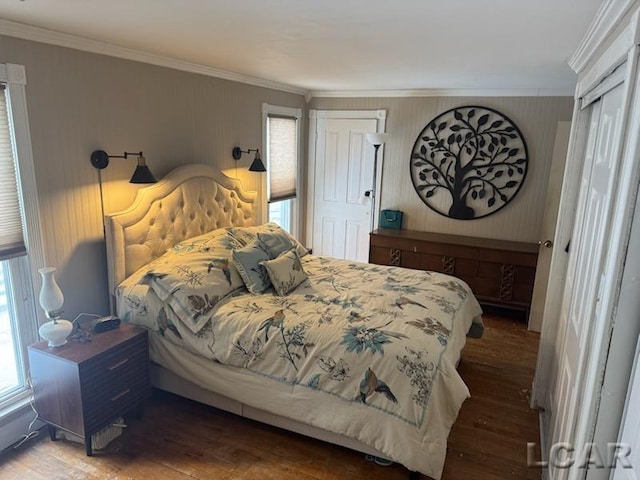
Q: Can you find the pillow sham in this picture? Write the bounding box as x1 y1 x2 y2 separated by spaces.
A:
229 222 309 258
169 227 237 255
141 231 244 334
227 222 280 246
231 240 272 294
257 231 294 259
260 247 308 296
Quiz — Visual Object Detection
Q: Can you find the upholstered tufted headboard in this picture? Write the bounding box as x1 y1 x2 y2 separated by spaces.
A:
104 163 258 307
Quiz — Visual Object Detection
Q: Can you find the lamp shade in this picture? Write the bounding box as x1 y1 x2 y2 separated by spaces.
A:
38 267 72 347
130 155 157 183
366 132 389 146
248 150 267 172
38 267 64 318
130 165 157 183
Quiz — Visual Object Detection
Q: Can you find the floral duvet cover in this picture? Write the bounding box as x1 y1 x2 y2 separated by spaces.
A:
117 235 482 478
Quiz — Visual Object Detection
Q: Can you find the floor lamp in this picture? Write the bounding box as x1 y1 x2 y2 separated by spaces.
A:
365 133 388 232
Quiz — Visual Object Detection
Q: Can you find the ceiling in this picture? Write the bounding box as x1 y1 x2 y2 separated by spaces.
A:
0 0 604 95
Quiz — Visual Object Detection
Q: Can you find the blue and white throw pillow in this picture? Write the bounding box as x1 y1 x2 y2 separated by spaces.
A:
260 248 308 296
231 240 272 294
257 231 295 259
229 222 309 258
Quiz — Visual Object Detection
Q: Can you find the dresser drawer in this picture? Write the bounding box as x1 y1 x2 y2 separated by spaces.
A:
369 229 539 316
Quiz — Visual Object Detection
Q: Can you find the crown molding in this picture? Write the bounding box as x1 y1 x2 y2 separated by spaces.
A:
0 18 308 96
0 18 578 99
308 87 575 98
568 0 637 75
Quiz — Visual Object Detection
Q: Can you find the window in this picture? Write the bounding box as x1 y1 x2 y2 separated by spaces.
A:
262 104 302 237
0 64 44 446
0 258 32 398
0 267 18 393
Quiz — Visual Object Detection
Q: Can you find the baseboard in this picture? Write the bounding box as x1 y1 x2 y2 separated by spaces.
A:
0 403 43 453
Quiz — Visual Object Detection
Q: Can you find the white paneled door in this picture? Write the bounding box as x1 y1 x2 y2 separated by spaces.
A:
312 117 379 262
549 81 625 480
528 121 571 333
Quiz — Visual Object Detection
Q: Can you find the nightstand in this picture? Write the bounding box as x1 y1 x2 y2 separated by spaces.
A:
28 323 150 455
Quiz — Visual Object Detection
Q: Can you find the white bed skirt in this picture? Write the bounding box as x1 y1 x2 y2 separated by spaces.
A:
147 331 470 478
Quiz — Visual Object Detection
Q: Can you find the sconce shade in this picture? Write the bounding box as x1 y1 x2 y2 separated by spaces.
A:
248 150 267 172
90 150 157 184
130 155 157 183
130 165 156 183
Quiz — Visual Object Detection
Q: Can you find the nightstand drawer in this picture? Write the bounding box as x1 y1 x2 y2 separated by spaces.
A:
80 333 147 379
81 351 148 402
80 342 148 391
79 333 149 433
83 377 149 434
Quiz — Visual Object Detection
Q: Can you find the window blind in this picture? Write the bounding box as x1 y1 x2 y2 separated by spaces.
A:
267 115 297 202
0 85 26 260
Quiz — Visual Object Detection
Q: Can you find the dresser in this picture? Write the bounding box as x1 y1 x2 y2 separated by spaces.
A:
369 228 539 315
28 323 150 455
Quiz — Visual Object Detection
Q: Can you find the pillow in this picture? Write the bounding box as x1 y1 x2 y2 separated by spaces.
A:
141 231 244 334
227 222 280 245
229 222 309 258
257 231 294 259
260 248 308 296
231 240 272 294
169 227 236 255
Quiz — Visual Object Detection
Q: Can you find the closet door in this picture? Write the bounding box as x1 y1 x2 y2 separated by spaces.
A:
611 336 640 480
549 73 626 480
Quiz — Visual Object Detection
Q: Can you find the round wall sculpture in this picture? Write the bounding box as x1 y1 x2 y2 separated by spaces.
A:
410 106 528 220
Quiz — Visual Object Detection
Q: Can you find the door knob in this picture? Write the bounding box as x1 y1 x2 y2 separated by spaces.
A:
539 240 553 248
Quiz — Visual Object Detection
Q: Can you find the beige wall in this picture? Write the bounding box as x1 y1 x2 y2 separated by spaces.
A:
309 96 574 243
0 35 306 317
0 33 574 319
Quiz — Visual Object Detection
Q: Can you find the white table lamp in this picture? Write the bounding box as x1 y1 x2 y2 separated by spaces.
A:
38 267 73 347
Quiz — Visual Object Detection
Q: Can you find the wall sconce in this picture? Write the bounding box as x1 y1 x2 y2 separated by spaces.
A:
90 150 157 183
232 146 267 172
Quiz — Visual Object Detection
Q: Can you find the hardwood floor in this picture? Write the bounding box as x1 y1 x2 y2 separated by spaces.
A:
1 313 542 480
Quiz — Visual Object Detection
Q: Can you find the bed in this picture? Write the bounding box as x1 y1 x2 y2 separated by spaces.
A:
104 163 483 480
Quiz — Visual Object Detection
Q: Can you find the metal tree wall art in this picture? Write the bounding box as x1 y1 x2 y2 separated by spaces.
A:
410 106 528 220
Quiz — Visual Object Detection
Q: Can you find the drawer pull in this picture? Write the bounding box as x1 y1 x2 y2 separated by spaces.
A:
111 389 130 402
108 358 129 371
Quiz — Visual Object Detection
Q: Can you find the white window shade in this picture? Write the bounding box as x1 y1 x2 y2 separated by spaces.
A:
267 115 297 203
0 85 25 261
